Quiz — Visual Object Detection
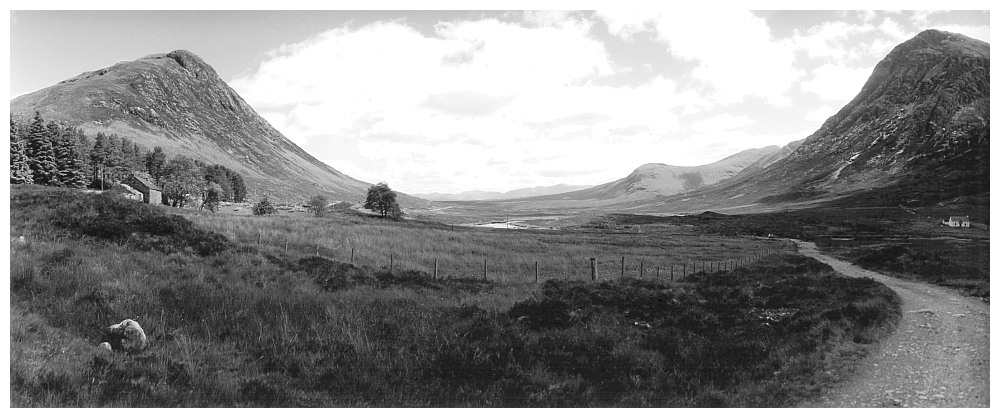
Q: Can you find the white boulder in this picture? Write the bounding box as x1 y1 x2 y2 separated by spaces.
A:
107 319 148 352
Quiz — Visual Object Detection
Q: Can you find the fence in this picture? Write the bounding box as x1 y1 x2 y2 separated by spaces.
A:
242 230 783 284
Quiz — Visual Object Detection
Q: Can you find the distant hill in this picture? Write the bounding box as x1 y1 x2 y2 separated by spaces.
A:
10 50 425 207
535 146 783 202
619 29 989 214
414 184 592 201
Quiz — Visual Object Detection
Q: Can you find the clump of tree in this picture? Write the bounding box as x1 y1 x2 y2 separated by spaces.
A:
10 112 248 209
160 155 203 207
204 164 247 203
25 112 59 185
364 182 403 220
201 182 223 212
307 194 329 217
10 115 33 184
253 196 278 216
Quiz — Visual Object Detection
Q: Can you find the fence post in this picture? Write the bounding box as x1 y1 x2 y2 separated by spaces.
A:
284 238 288 252
590 258 597 281
315 243 319 256
639 261 644 279
390 253 394 273
433 259 438 280
682 264 686 279
535 261 539 283
258 232 262 246
351 248 355 264
483 258 488 281
620 256 625 280
656 266 660 280
671 265 674 281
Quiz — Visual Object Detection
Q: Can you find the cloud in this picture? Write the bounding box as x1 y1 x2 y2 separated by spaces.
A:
598 10 802 106
537 168 605 178
689 114 755 134
527 112 612 131
231 11 948 194
800 64 872 101
804 105 836 123
595 10 654 40
933 24 990 42
421 91 514 117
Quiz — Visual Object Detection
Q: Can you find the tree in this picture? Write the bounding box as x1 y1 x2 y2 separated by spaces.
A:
144 146 167 184
253 196 277 216
307 194 329 217
231 173 247 203
10 115 32 184
204 164 234 201
90 132 111 189
364 182 403 220
53 126 88 188
25 112 58 185
201 182 223 212
160 155 203 207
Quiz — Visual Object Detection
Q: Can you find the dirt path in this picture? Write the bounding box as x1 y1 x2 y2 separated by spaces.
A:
793 240 989 407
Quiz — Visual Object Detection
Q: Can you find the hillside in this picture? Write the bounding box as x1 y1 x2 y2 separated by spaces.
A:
10 50 422 206
619 30 989 214
537 146 782 202
414 184 592 201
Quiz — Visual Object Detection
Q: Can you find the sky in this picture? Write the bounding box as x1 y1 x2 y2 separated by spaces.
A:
6 3 992 195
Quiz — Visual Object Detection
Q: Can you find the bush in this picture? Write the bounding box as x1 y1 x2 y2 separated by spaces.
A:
49 191 229 256
253 196 277 216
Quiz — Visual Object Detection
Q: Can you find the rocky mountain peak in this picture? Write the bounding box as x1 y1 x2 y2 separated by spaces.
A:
10 50 380 204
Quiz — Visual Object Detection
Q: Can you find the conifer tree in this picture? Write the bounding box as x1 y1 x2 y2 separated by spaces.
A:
144 146 167 183
231 173 247 203
53 126 87 188
25 112 58 185
9 115 33 184
90 132 111 189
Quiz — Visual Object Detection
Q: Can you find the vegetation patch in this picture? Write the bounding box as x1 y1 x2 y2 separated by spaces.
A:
9 186 901 407
291 256 494 293
12 185 228 256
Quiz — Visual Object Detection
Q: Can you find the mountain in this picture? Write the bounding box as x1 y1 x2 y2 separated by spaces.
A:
10 50 417 206
539 146 783 202
414 184 592 201
622 29 989 214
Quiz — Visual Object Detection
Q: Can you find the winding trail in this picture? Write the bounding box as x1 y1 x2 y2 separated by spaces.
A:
793 240 989 407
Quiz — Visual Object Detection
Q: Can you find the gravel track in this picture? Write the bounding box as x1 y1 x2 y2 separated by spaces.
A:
793 240 989 407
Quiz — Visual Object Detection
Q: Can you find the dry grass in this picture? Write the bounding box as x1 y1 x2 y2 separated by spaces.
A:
177 207 786 283
9 185 899 407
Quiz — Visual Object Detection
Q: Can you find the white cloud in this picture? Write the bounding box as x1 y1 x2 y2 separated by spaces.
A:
933 24 990 42
804 105 836 123
791 21 876 61
650 10 801 106
689 114 754 134
595 10 655 40
230 17 708 194
800 64 872 102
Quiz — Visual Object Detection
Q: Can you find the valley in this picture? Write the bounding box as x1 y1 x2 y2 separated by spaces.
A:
8 22 990 409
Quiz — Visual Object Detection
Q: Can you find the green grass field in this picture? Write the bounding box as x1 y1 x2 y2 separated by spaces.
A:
10 185 901 406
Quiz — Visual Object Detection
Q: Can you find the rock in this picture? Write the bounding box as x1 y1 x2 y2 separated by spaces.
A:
98 342 112 351
106 319 148 352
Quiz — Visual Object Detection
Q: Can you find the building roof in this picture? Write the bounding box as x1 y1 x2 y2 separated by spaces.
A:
131 172 161 191
949 216 970 222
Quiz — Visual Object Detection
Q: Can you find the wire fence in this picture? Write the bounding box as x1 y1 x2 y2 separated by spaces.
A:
242 230 783 284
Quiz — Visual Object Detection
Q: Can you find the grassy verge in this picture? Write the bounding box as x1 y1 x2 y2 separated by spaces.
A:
597 205 989 300
10 185 901 406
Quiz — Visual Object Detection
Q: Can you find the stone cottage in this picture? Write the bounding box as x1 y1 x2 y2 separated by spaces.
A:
945 216 971 228
125 172 162 205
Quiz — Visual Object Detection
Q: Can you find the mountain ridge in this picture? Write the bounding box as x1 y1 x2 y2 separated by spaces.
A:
530 145 784 202
616 29 989 214
10 50 424 206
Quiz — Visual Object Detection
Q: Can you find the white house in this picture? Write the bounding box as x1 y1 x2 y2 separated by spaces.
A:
946 216 971 228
